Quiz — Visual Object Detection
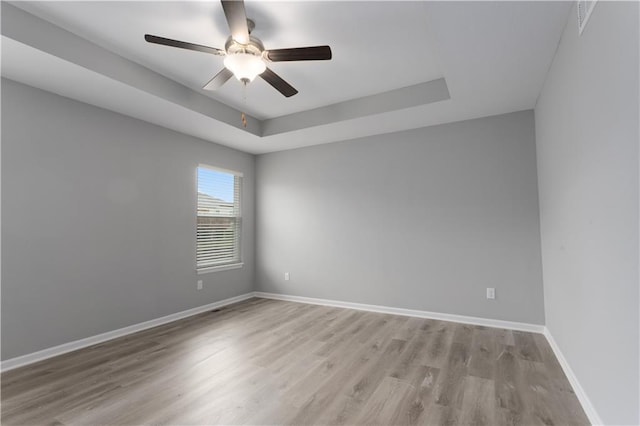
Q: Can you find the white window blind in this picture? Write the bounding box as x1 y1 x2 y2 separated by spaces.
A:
197 165 242 270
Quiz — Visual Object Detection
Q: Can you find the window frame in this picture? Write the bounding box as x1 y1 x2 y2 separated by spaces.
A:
196 164 244 274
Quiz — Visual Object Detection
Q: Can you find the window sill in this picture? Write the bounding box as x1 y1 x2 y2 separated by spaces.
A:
197 263 244 275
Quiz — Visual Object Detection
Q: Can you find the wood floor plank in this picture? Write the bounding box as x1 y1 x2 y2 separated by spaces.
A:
513 330 544 362
468 326 498 380
351 376 415 425
1 298 590 425
422 320 456 368
389 331 429 382
423 402 462 425
433 341 469 408
495 344 525 415
458 375 496 425
318 338 408 425
386 365 440 425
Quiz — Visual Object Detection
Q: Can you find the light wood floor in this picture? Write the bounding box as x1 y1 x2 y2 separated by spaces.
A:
2 298 589 425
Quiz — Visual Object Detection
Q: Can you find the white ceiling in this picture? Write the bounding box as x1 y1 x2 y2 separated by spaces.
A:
10 1 445 120
1 1 572 154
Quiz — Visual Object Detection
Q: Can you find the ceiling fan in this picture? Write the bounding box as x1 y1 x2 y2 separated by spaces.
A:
144 0 332 98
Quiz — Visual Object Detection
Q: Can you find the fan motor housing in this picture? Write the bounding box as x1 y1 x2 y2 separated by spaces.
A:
225 36 264 58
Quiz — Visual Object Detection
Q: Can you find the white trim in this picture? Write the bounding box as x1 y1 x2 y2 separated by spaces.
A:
0 292 255 372
543 327 603 426
197 163 243 177
253 292 544 333
0 289 600 426
197 262 244 274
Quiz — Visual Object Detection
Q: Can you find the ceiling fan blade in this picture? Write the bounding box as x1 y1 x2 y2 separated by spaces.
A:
260 68 298 97
144 34 224 56
265 46 332 62
203 68 234 91
221 0 250 45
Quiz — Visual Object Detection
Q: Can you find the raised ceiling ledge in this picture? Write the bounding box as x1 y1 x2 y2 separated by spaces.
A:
262 78 450 136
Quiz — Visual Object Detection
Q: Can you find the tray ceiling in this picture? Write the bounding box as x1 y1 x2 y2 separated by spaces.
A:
1 1 572 154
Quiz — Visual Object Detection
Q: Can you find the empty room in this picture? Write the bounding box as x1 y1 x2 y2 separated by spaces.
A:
1 0 638 425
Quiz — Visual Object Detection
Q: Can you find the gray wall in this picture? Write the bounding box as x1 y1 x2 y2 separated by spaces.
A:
535 2 639 424
256 110 545 324
1 78 255 360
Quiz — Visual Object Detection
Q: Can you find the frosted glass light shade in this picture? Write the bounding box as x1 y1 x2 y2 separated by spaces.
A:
224 53 266 82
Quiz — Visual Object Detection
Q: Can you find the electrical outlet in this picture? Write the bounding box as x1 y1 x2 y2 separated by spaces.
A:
197 280 203 290
284 272 290 281
486 287 495 299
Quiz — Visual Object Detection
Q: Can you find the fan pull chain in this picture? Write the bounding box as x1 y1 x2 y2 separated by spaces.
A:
241 81 248 128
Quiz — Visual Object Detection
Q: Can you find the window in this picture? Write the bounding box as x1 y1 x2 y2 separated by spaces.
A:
196 165 242 272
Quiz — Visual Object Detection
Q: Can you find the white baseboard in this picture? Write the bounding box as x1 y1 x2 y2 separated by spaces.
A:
2 290 601 425
0 292 255 372
543 327 603 426
253 291 545 333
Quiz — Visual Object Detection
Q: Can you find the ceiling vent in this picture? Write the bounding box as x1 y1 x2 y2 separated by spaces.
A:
577 0 597 35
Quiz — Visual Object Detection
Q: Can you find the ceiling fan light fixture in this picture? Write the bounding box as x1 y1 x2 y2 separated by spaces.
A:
145 0 332 97
224 52 266 83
